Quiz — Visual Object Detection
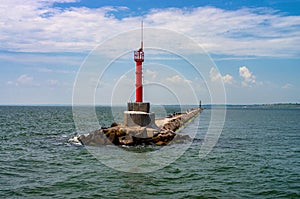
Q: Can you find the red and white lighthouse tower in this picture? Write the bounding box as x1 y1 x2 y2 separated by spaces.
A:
124 22 157 129
127 21 149 113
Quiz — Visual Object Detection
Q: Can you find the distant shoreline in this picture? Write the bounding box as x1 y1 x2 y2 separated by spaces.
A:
207 103 300 109
0 103 299 109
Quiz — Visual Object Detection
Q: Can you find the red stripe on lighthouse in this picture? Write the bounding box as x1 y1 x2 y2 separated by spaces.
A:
136 60 143 102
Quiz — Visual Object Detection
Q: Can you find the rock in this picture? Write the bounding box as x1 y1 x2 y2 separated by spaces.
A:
78 134 87 145
93 133 106 145
116 128 126 137
155 141 167 146
107 132 119 145
146 128 157 138
172 134 192 144
134 127 147 138
111 122 118 127
119 134 134 145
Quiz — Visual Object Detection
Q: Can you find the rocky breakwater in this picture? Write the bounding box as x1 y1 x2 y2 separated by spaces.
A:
69 108 202 146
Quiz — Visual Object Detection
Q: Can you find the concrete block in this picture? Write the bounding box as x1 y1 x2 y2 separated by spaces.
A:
124 111 156 127
127 102 150 113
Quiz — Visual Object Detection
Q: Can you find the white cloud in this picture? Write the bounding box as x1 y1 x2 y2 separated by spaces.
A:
165 75 192 85
6 74 34 86
6 81 14 85
48 79 59 86
0 2 299 57
0 53 84 68
210 67 221 82
144 69 157 83
17 74 33 85
38 68 53 73
282 83 293 89
38 67 76 74
223 74 234 85
239 66 256 87
209 67 234 84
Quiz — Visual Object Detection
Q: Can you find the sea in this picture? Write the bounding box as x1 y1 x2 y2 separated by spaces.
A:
0 106 299 198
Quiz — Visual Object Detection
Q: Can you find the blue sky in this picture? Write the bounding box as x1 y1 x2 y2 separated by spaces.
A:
0 0 299 105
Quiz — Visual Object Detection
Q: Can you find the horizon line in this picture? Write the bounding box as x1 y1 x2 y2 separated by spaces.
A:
0 102 299 107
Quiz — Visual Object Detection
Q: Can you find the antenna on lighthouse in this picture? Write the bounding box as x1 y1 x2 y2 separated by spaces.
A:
141 20 143 49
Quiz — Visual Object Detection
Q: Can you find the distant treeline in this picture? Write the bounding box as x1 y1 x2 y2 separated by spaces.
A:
202 103 300 109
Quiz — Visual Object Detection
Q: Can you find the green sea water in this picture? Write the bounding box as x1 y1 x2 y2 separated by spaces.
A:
0 106 299 198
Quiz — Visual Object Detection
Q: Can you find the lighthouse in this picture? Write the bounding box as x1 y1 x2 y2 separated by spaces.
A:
124 22 157 129
134 21 144 103
69 22 203 147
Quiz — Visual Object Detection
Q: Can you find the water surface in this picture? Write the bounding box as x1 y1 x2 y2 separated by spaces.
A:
0 106 299 198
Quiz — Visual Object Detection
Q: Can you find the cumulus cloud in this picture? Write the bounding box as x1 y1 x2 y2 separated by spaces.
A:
165 75 192 85
48 79 59 86
7 74 34 86
17 74 33 85
282 83 293 89
0 1 299 57
144 69 157 83
239 66 256 87
37 67 75 74
222 74 234 85
210 67 234 84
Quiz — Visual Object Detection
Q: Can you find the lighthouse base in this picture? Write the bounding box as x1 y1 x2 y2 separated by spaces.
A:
127 102 150 113
124 111 156 128
124 102 158 129
123 111 157 128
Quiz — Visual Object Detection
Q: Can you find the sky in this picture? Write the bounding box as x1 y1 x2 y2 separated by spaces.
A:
0 0 299 105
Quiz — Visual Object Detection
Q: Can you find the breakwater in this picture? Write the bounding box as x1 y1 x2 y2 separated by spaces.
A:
70 107 202 146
